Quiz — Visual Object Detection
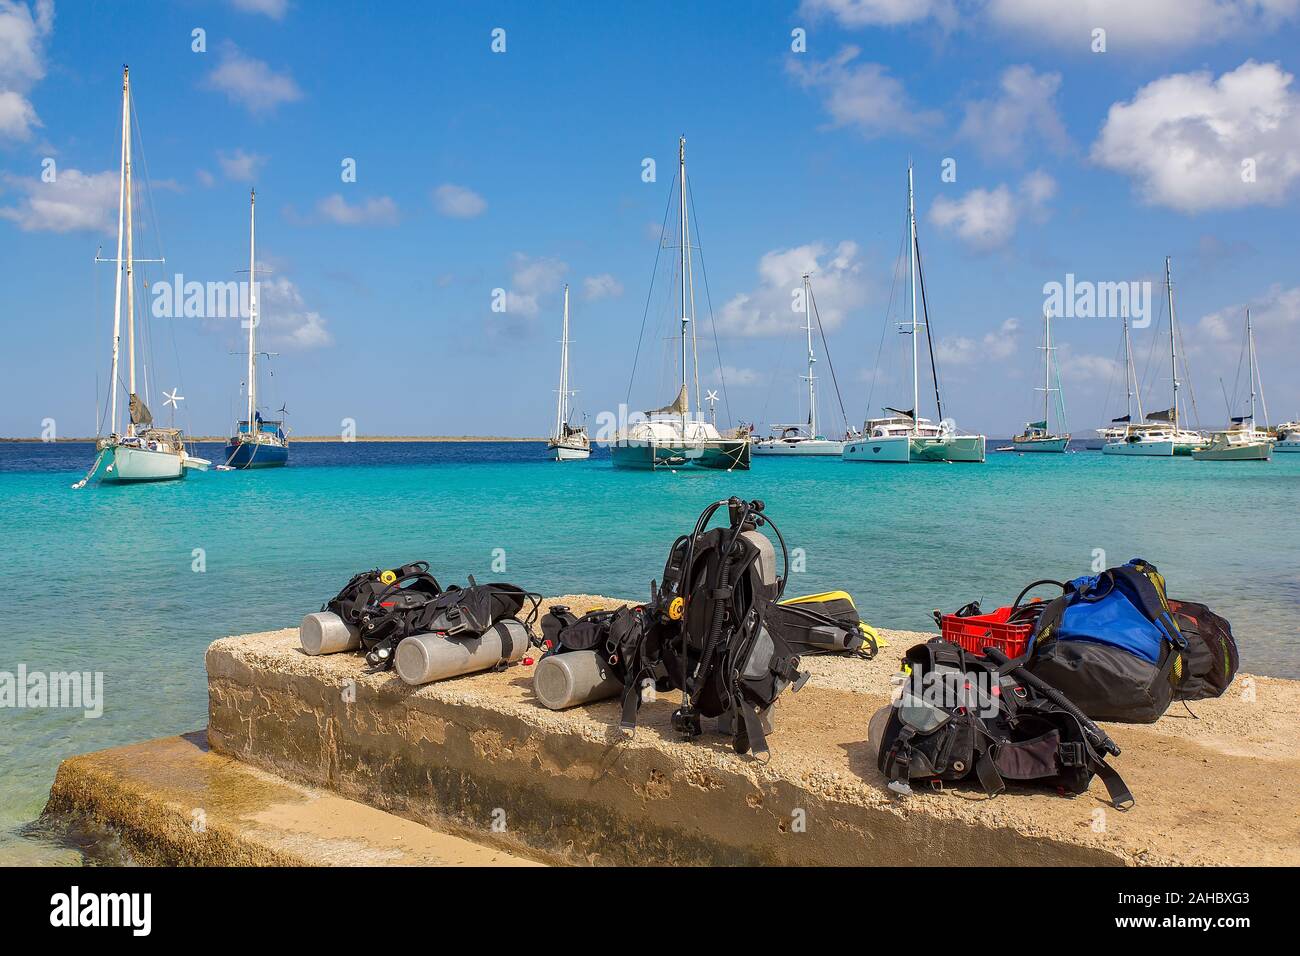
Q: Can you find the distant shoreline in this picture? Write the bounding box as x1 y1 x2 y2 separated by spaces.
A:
0 436 549 444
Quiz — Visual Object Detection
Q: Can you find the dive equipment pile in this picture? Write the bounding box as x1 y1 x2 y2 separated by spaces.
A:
300 561 542 686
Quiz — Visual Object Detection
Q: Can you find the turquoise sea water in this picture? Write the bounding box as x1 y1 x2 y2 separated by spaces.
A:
1 440 1297 863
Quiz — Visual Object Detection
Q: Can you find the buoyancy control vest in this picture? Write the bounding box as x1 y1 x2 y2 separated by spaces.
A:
617 497 810 757
877 639 1134 809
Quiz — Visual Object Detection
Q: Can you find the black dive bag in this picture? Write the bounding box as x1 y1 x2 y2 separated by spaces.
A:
538 603 653 687
765 593 879 657
877 639 1134 809
323 563 540 669
617 497 809 757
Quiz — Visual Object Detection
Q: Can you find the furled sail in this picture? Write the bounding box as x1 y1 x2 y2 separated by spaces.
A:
1111 414 1131 423
1027 419 1048 430
129 393 153 426
883 406 915 420
647 384 689 416
1146 407 1175 422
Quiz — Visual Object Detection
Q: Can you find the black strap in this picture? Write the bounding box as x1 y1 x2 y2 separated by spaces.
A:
737 701 769 757
1092 759 1135 810
975 748 1006 797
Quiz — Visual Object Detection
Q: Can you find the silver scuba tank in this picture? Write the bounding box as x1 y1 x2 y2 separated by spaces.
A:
299 611 361 656
394 618 529 686
533 649 623 710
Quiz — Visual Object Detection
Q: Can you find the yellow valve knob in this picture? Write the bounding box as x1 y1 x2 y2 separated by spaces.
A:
379 570 397 585
668 597 685 621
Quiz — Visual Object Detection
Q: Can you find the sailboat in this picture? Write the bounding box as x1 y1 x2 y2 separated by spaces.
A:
1194 309 1273 461
843 164 985 464
1008 305 1070 452
76 67 208 487
222 189 289 469
1102 259 1205 457
610 137 751 471
753 273 850 456
547 284 590 460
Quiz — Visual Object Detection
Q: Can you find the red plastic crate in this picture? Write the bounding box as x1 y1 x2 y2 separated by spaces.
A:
940 605 1032 658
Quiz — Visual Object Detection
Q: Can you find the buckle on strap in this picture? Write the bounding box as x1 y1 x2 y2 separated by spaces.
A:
1058 741 1087 768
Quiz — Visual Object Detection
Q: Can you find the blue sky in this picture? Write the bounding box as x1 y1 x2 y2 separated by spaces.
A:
3 0 1299 438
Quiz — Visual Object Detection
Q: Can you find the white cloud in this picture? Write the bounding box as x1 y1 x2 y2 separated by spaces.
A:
958 65 1069 162
787 46 941 139
1057 349 1122 386
256 273 331 348
315 193 399 226
431 183 486 218
1091 60 1300 213
935 317 1020 366
1197 284 1300 348
987 0 1300 50
217 148 266 182
713 365 762 387
196 169 216 188
504 253 567 317
230 0 288 19
0 167 119 233
797 0 954 27
204 44 302 115
582 274 623 301
717 240 868 337
928 171 1056 251
0 0 53 141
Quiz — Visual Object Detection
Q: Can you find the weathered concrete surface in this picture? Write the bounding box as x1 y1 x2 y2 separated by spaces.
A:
207 595 1300 867
42 731 541 866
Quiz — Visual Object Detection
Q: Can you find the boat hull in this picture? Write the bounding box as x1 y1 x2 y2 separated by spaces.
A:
1103 439 1174 457
610 438 750 470
548 441 591 461
917 435 986 463
752 438 844 456
1010 436 1069 453
1192 443 1272 462
101 444 185 483
842 435 910 463
1273 438 1300 453
223 439 289 469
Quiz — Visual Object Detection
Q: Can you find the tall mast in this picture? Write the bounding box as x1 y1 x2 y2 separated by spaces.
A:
1043 305 1052 429
1247 308 1256 427
124 69 136 436
247 188 257 426
907 163 919 434
109 66 129 436
678 135 690 430
1166 256 1178 430
804 272 817 437
554 284 569 438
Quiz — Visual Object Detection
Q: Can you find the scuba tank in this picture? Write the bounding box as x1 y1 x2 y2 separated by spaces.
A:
533 649 623 710
394 619 531 686
299 611 361 656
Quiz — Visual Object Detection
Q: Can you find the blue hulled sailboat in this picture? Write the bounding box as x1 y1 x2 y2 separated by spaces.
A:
223 188 289 470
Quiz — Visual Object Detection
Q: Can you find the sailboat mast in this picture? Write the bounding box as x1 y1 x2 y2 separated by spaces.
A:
1166 256 1178 430
1247 308 1256 427
554 284 570 437
247 188 257 427
1043 306 1052 429
678 135 689 431
124 71 136 436
907 163 919 434
109 66 129 436
804 273 816 437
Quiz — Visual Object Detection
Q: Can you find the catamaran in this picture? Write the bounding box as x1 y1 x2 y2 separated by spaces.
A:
753 273 850 456
222 189 289 469
843 164 985 464
547 284 590 460
75 67 208 488
610 137 750 471
1007 305 1070 452
1103 259 1205 457
1194 309 1273 462
1274 421 1300 453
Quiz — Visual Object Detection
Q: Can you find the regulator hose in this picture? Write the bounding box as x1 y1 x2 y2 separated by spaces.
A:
982 646 1121 758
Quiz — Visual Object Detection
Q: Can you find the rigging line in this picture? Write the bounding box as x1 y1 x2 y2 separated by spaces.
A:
626 178 678 408
865 219 908 423
686 178 733 428
808 282 850 435
760 306 798 429
1137 286 1166 407
912 224 943 423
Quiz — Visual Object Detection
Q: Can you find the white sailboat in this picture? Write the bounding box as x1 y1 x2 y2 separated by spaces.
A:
1103 258 1205 456
610 137 750 471
75 67 207 488
547 284 590 460
1008 305 1070 453
753 273 847 456
1194 309 1273 461
843 164 985 464
1100 314 1173 456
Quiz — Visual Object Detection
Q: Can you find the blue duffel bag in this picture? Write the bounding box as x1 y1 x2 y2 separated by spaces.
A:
1026 558 1190 723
